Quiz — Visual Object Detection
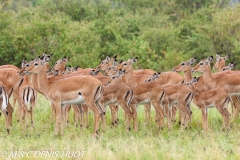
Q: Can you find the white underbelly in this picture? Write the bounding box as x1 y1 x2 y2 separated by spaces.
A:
230 92 240 96
138 99 150 105
61 95 85 105
206 104 215 108
105 99 117 106
170 100 178 105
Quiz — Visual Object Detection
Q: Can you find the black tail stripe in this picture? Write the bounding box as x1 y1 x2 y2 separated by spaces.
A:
125 90 130 100
9 87 13 98
94 86 101 100
18 78 24 89
32 88 35 101
26 86 30 102
185 92 192 102
23 88 26 101
159 90 165 102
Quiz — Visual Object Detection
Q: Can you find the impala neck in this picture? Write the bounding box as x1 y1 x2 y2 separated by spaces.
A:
183 68 192 82
218 61 225 71
202 66 216 87
124 68 136 87
37 64 51 97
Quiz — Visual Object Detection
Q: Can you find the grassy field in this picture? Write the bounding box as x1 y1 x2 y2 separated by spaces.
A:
1 94 240 160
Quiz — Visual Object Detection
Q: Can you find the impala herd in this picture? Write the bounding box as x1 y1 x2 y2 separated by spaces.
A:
0 53 239 136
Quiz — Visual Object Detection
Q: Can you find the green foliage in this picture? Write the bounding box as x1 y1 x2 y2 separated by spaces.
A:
0 0 240 70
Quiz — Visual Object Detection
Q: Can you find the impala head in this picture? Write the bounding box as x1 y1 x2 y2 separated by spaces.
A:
25 55 51 74
106 69 125 85
116 57 138 73
97 55 118 71
213 54 230 71
172 57 196 72
182 76 199 85
192 56 213 73
90 69 101 76
51 56 70 75
222 62 236 71
145 72 161 82
104 66 116 76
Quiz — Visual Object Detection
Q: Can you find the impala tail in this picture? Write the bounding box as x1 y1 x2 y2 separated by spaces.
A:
185 92 194 105
23 86 36 110
159 90 166 103
0 84 8 111
94 85 105 115
223 96 230 109
125 89 133 107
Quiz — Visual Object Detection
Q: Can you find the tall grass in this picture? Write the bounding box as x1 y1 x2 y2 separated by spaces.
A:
1 94 240 159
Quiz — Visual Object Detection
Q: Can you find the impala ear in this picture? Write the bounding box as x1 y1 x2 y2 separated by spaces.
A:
50 53 54 57
216 54 221 62
187 57 196 65
112 55 118 60
106 55 111 62
21 58 28 68
72 66 79 72
207 56 213 62
129 57 138 65
118 60 123 64
224 54 230 60
53 70 59 76
45 56 51 63
61 56 66 63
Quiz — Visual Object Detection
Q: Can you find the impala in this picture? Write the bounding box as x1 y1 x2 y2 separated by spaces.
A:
24 55 104 136
192 56 240 97
186 77 231 130
0 81 9 133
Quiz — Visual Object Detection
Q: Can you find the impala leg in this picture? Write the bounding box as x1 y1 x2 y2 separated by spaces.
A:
109 104 117 126
54 101 61 135
166 104 172 130
216 105 231 131
82 104 89 128
51 103 55 124
61 104 66 130
7 103 13 126
17 103 21 123
200 107 207 131
3 110 10 134
65 105 71 125
78 104 84 128
72 104 80 127
151 101 165 129
118 101 133 129
115 104 119 122
223 108 231 130
144 103 151 126
30 106 34 128
175 103 191 129
231 96 240 120
130 104 138 132
172 105 177 123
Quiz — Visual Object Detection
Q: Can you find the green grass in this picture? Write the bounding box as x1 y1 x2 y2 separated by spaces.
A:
1 95 240 160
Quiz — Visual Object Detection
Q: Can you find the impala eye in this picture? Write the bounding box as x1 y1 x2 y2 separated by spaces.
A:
26 64 29 67
124 63 127 65
181 63 184 66
34 63 38 66
200 62 203 65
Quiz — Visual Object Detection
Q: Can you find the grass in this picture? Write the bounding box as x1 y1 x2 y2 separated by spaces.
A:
1 94 240 160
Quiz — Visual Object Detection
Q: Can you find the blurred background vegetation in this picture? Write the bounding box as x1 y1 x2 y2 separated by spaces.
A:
0 0 240 71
